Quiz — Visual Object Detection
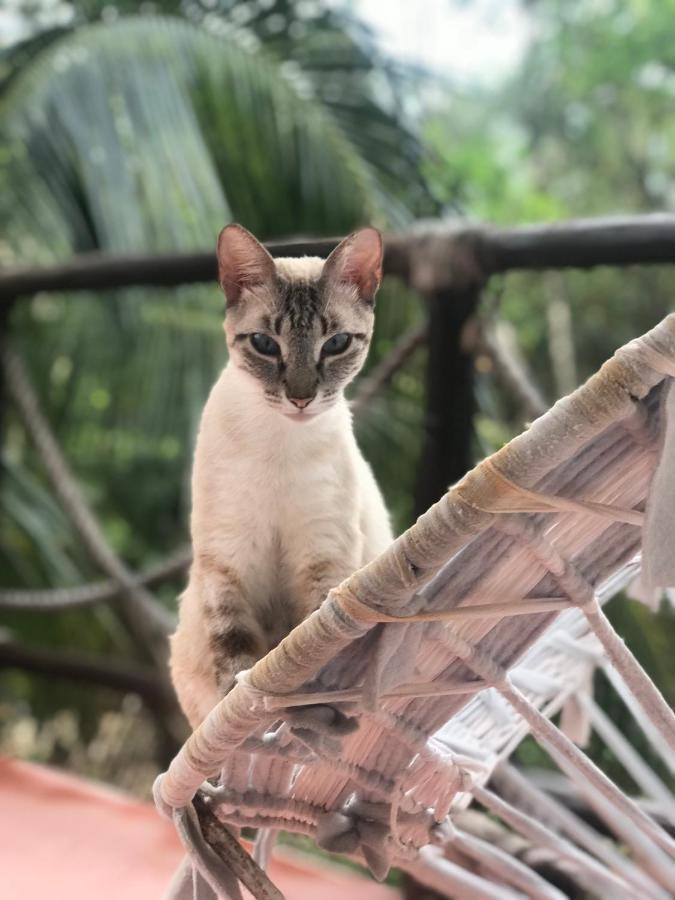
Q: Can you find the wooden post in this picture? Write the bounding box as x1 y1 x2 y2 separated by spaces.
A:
410 231 486 519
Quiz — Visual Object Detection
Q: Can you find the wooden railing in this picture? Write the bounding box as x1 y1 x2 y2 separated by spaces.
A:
1 212 674 716
3 213 674 516
2 214 675 301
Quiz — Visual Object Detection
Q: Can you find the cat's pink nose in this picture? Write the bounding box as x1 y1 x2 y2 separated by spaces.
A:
288 396 314 410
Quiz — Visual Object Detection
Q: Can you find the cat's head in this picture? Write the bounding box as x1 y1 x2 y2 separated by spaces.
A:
217 223 383 422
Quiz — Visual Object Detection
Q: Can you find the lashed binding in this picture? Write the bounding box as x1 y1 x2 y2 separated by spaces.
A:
156 314 675 898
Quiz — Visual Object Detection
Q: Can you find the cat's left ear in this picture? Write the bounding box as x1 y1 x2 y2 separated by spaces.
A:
321 227 383 304
217 223 276 307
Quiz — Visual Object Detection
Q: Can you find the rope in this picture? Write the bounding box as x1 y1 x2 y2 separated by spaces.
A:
634 343 675 379
494 763 667 899
332 584 573 627
461 459 645 526
260 677 492 711
0 546 191 611
472 784 649 900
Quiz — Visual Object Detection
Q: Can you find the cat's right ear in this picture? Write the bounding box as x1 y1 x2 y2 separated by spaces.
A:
217 224 276 307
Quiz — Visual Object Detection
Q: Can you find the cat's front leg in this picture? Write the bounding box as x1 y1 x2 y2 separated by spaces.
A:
288 552 362 625
199 558 269 696
280 495 363 623
171 555 267 725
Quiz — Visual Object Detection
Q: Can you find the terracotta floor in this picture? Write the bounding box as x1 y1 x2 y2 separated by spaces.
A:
0 757 399 899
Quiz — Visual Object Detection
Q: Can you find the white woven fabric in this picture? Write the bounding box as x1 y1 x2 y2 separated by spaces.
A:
156 314 675 899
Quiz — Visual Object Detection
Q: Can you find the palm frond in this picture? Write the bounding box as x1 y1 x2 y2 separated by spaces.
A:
0 15 418 585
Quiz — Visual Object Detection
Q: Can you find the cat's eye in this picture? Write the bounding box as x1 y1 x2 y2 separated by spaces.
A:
322 333 351 356
250 333 281 356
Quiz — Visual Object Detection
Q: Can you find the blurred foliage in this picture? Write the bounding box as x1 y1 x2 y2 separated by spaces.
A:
426 0 675 796
425 0 673 406
1 0 674 813
0 694 162 796
0 11 433 583
1 0 439 222
0 1 434 767
515 595 675 794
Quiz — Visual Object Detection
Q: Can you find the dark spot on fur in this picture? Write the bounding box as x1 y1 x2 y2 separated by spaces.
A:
210 627 262 669
197 554 245 592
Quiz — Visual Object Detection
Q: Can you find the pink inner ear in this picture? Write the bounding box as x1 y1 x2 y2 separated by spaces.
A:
328 228 383 301
217 225 275 305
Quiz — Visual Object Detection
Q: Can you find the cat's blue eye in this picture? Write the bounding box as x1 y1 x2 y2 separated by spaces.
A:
322 333 351 356
250 333 281 356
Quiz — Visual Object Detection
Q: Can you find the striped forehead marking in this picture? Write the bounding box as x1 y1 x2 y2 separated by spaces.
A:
277 277 322 330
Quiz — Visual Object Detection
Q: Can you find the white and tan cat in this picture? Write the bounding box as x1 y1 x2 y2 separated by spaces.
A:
170 224 392 728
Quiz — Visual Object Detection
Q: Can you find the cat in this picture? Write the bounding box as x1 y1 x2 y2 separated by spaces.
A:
170 224 393 728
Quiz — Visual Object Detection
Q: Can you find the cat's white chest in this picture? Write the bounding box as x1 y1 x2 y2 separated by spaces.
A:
191 368 363 605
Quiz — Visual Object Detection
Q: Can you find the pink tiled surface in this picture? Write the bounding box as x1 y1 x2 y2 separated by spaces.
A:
0 756 398 899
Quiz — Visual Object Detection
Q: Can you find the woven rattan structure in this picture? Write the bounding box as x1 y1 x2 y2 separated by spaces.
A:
151 314 675 899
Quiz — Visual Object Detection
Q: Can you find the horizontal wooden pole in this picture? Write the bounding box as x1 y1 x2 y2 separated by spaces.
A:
0 637 176 708
0 239 332 301
0 236 409 301
484 213 675 273
1 214 674 302
0 545 191 612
